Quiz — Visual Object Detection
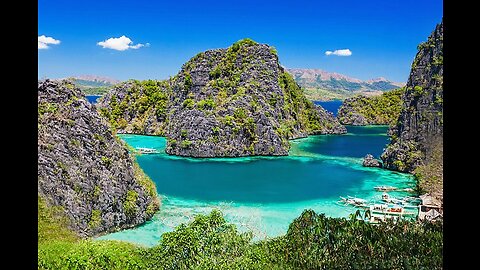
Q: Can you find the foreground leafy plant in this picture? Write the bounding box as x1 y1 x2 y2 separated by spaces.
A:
38 207 443 269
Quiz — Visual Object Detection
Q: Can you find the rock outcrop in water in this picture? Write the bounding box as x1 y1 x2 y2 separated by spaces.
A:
337 88 404 126
98 39 346 157
38 79 160 237
362 154 382 168
381 21 443 175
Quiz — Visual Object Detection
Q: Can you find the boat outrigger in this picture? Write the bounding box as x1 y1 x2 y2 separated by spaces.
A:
339 196 368 207
136 147 158 154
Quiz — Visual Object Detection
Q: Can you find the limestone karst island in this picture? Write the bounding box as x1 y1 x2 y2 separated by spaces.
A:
38 1 443 268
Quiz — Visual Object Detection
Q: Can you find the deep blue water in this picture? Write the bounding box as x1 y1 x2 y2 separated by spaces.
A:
314 100 343 116
301 125 390 159
137 155 370 203
131 126 390 203
86 95 101 104
98 126 415 246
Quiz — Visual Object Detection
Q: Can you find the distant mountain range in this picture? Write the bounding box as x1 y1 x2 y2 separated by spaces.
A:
69 75 120 85
286 68 405 101
59 75 120 95
54 70 403 100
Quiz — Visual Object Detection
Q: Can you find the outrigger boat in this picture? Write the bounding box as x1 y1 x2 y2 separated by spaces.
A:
374 185 397 191
381 193 403 204
339 196 368 207
136 147 158 154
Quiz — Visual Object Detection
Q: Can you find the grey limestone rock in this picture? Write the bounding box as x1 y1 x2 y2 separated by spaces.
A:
38 79 160 237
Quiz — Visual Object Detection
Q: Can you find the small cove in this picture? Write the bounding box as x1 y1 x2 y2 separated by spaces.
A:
97 125 416 247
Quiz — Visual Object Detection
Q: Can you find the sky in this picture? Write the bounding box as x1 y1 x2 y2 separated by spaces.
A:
38 0 443 83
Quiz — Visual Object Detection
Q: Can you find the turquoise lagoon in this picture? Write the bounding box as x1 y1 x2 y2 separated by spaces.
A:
97 125 416 247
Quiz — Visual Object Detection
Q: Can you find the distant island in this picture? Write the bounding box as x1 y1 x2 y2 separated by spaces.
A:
98 39 346 158
337 88 404 125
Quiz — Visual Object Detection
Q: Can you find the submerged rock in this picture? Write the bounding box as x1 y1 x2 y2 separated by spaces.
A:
38 79 160 237
362 154 382 168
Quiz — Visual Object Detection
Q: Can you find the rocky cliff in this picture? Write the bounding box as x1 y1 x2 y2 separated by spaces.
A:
337 88 404 125
98 39 346 157
381 21 443 176
38 79 160 237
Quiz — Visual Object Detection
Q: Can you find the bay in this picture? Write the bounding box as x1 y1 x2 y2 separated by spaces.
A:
97 126 415 247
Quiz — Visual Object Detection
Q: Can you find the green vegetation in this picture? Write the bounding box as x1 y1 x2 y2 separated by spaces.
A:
269 47 278 56
101 156 112 167
93 185 101 198
212 126 220 134
39 209 443 269
393 160 406 171
180 140 193 149
99 79 170 133
197 98 216 110
413 85 424 96
38 102 58 117
277 71 328 134
182 98 195 109
123 190 139 216
132 156 159 200
415 139 443 195
280 210 442 269
223 115 235 126
38 240 147 270
209 65 221 79
184 72 192 90
38 196 79 245
88 209 102 229
233 108 247 119
338 88 404 125
231 38 258 52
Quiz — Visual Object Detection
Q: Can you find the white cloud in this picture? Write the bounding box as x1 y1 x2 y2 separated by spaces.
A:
325 49 352 56
38 35 60 49
97 35 147 51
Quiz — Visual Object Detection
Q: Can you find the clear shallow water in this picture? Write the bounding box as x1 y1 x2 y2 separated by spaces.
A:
97 126 415 247
314 100 343 116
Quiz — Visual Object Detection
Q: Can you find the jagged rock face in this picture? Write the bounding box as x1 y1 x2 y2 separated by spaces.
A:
98 39 346 157
337 88 404 126
362 154 382 168
38 79 160 237
164 40 345 157
381 21 443 173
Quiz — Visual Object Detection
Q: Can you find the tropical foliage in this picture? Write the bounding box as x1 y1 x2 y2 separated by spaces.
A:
338 88 404 125
38 208 443 269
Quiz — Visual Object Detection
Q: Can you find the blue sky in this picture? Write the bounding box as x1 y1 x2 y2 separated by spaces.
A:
38 0 443 82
